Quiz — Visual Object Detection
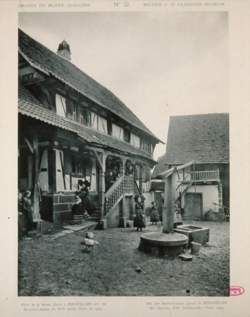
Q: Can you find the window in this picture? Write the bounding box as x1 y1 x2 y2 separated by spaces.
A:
79 107 91 126
72 157 83 175
90 112 108 133
130 133 140 148
112 123 124 140
98 116 108 134
66 99 77 121
107 120 112 135
91 112 98 129
55 94 66 117
141 139 152 153
124 129 130 143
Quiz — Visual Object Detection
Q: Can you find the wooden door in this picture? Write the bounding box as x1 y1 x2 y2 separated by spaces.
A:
123 196 133 219
184 193 203 220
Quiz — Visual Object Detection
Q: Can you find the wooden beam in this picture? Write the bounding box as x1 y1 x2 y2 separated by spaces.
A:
162 174 174 233
91 149 104 170
32 134 41 222
24 137 34 154
84 147 107 218
99 152 107 219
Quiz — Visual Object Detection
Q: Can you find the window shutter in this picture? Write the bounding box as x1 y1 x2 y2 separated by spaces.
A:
55 94 66 117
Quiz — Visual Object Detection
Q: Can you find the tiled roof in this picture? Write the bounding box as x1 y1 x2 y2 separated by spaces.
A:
152 113 229 177
19 29 160 142
18 86 155 162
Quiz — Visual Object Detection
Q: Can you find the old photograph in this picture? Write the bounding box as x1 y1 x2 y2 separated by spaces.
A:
18 11 229 296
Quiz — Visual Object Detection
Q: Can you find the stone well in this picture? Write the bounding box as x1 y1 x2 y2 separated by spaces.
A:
139 232 188 257
138 163 203 258
174 225 209 245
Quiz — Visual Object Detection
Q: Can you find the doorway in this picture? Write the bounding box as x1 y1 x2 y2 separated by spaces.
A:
184 193 203 220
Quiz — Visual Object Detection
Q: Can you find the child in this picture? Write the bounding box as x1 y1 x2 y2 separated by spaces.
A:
134 208 146 232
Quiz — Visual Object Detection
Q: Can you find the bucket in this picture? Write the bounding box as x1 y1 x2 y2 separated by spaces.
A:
191 241 201 255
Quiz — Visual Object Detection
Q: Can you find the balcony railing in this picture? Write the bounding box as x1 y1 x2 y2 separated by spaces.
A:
190 169 220 181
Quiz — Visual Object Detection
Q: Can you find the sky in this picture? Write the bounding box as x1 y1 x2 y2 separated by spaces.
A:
19 11 228 160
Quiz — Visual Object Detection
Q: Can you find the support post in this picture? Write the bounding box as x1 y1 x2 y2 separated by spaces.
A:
90 156 97 192
48 148 56 193
89 148 107 219
100 170 105 218
99 153 107 219
121 157 126 176
162 174 174 233
139 164 143 193
28 155 33 189
33 133 41 221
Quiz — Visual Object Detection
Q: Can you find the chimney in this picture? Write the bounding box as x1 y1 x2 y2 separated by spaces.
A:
57 40 71 61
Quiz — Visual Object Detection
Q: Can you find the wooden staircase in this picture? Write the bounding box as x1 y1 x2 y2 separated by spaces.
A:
104 175 135 215
177 181 193 195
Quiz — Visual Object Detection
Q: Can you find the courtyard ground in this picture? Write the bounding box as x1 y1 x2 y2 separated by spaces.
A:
18 221 229 296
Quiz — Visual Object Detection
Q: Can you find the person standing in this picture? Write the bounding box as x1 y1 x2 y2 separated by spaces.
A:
150 201 160 225
22 190 33 232
134 195 146 231
174 198 183 228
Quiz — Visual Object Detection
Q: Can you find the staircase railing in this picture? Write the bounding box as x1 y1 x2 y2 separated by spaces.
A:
104 175 135 215
134 179 141 196
105 175 124 199
104 176 124 215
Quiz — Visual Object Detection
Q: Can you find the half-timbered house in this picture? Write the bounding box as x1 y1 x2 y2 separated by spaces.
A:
18 29 161 228
152 113 229 220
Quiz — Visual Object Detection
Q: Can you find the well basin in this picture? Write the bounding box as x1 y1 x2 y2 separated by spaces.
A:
139 232 188 257
174 225 209 245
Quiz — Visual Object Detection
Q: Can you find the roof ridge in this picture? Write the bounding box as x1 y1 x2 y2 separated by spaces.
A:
169 112 229 119
18 28 161 143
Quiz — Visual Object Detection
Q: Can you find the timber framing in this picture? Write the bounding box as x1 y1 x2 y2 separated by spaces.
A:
18 28 160 228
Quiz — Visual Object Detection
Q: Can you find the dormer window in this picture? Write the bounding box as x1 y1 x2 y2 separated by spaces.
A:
130 133 140 148
112 123 124 140
55 94 66 117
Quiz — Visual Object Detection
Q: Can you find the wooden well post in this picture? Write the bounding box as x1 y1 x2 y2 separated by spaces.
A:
162 173 175 233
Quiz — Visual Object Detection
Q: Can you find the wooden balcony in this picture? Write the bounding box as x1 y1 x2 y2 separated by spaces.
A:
190 169 220 182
